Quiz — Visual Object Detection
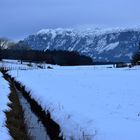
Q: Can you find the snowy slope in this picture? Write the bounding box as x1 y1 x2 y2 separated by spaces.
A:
9 65 140 140
0 73 11 140
23 27 140 62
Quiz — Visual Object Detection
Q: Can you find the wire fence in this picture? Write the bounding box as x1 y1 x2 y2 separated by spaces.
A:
0 66 34 71
0 65 46 71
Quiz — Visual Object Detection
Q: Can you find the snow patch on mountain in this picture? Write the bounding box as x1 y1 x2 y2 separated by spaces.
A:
97 42 119 53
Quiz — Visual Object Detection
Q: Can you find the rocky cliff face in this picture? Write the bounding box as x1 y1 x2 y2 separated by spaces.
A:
23 28 140 62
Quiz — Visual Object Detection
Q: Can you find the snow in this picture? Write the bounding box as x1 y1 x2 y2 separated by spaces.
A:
125 52 133 59
43 37 47 40
37 28 74 36
8 65 140 140
0 73 11 140
95 40 119 54
19 91 50 140
98 42 119 53
114 54 122 58
0 60 29 68
96 38 107 53
37 27 140 37
0 59 45 70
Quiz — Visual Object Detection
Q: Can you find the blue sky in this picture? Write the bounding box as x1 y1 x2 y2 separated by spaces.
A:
0 0 140 40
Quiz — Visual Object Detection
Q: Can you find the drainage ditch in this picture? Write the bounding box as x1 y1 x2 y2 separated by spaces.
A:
1 70 63 140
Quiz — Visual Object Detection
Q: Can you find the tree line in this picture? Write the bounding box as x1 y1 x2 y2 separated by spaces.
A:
0 49 93 66
0 38 93 66
1 37 140 66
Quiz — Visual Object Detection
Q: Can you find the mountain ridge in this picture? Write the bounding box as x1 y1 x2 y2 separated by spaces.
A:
23 27 140 62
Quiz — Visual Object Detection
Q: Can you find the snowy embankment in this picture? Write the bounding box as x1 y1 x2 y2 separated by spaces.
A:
0 73 11 140
9 66 140 140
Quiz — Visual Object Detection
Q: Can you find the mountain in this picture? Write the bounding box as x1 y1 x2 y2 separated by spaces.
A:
0 38 13 49
23 27 140 62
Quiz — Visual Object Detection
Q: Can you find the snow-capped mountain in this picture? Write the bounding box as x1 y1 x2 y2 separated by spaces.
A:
23 27 140 62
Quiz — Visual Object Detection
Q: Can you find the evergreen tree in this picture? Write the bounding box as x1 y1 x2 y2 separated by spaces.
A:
132 43 140 65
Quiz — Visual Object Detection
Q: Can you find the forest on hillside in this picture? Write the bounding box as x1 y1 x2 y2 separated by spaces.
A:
0 38 93 65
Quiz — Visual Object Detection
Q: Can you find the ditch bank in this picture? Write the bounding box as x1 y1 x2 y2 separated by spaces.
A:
1 70 63 140
2 70 31 140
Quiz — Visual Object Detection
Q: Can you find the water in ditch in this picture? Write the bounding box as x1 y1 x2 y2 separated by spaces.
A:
18 91 50 140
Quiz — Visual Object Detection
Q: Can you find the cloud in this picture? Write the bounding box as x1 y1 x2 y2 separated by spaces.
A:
0 0 140 40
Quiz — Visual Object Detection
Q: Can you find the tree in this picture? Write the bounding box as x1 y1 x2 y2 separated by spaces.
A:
132 52 140 65
132 43 140 65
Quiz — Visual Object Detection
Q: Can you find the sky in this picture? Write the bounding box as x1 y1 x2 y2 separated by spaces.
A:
0 0 140 40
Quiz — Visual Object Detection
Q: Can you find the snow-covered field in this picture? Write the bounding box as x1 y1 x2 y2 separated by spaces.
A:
0 73 11 140
0 59 46 70
0 59 29 70
8 64 140 140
